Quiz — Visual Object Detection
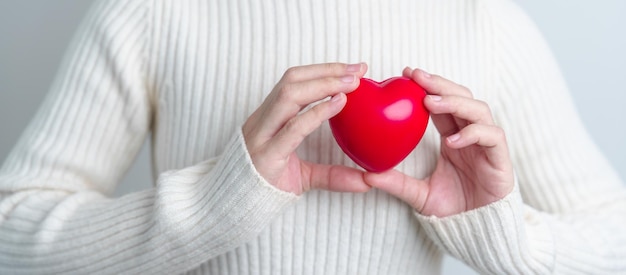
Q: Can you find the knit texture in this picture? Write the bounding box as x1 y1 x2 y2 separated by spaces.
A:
1 0 625 274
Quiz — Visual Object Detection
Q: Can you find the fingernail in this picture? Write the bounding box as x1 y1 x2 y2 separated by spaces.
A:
429 95 442 102
420 69 431 78
447 133 461 143
341 74 356 83
331 93 344 103
346 63 362 72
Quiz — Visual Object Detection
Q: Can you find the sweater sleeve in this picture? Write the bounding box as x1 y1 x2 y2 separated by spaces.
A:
414 0 626 274
0 0 297 274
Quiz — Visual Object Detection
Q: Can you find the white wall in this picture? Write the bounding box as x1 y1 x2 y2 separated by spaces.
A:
1 1 624 274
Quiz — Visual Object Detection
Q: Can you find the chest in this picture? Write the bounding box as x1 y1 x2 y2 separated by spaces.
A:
148 0 493 176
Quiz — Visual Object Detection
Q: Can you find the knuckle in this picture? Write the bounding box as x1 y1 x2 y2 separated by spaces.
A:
458 85 474 98
461 124 480 141
283 118 301 138
475 100 493 121
483 107 494 121
475 99 488 108
426 74 444 91
325 62 342 72
431 74 454 92
477 99 491 112
276 84 296 102
494 126 506 139
446 97 462 115
310 103 330 120
283 67 300 81
464 127 482 144
464 124 481 137
283 117 302 133
325 76 342 88
282 119 307 147
283 117 310 139
428 73 443 82
447 96 460 109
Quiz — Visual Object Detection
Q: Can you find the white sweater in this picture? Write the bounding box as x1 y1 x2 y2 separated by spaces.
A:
1 0 625 274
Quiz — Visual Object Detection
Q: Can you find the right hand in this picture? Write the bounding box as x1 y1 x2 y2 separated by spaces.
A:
242 63 371 195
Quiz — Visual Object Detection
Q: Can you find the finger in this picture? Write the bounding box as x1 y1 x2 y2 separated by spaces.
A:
409 68 473 98
259 76 358 138
301 161 371 193
445 124 511 166
364 170 429 211
406 68 482 137
410 68 475 129
267 93 347 158
402 66 413 78
281 62 368 83
246 63 368 141
278 74 360 108
424 94 494 126
428 112 460 139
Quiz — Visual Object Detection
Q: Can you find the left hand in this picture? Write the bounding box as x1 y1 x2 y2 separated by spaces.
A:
364 68 515 217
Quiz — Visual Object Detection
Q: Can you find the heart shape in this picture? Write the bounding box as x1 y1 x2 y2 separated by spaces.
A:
329 77 430 172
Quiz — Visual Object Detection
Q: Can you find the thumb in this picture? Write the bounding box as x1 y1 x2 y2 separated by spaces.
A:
301 161 371 193
364 170 429 212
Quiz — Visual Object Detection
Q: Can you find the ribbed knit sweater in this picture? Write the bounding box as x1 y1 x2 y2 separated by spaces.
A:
1 0 625 274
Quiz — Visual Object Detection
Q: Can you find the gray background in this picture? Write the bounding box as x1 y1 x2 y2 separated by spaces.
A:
1 1 624 274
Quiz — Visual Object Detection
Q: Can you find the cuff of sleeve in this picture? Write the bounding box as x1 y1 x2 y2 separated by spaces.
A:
414 184 555 274
201 127 300 225
154 128 298 261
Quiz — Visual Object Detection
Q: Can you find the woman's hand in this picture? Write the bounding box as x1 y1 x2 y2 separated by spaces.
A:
243 63 371 195
365 68 515 217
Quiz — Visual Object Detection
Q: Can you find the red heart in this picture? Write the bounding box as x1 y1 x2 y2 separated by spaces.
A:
329 77 430 172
